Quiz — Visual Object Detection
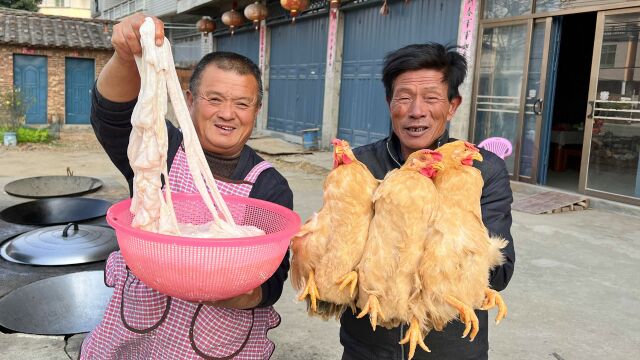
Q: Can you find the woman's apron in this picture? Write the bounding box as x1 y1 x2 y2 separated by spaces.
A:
81 147 281 359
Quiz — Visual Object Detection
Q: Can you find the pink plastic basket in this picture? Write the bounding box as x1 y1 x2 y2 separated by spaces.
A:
106 193 300 302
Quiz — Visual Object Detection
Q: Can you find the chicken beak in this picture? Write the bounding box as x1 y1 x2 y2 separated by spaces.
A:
432 161 445 172
472 152 483 162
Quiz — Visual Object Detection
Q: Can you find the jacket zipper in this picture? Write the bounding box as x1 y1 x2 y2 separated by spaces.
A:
400 324 405 360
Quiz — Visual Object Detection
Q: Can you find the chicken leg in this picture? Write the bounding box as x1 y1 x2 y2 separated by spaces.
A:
298 271 320 312
337 271 358 298
356 294 385 330
399 318 430 360
445 295 479 340
480 288 508 324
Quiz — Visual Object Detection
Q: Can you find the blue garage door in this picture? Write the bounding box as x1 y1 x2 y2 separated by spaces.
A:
13 55 48 125
338 0 461 147
65 58 95 124
216 30 260 66
267 16 327 135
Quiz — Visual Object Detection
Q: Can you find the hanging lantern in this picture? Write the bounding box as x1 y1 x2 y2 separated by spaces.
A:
244 1 268 30
280 0 309 23
196 16 215 34
222 9 244 35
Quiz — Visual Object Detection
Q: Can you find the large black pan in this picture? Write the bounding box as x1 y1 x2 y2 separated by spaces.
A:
0 198 112 226
4 175 103 199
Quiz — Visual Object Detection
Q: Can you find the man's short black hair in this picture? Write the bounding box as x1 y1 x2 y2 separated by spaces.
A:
189 51 263 105
382 43 467 101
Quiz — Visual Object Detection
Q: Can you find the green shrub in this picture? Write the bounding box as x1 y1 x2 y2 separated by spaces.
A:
0 126 49 143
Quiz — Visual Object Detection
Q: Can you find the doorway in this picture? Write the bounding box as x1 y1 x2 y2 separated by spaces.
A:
544 12 596 191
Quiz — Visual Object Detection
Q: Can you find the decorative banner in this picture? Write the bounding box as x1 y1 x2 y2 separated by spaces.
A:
259 21 267 72
325 9 339 78
457 0 476 60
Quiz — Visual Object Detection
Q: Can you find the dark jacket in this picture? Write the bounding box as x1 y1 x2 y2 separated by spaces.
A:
90 86 293 308
340 131 516 360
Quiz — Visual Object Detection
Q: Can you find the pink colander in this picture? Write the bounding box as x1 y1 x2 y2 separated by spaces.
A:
106 193 300 302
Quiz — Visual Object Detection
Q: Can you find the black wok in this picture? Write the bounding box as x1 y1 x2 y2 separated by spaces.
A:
0 198 112 226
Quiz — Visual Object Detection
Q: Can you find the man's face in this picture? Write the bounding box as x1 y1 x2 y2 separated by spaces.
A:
187 65 260 157
388 69 461 160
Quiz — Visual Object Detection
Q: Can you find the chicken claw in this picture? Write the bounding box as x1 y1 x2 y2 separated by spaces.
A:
399 318 430 359
480 288 508 324
336 271 358 298
445 295 479 341
298 271 320 312
356 294 385 330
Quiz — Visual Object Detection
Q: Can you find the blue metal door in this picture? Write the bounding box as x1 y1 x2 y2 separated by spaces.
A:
13 55 48 125
216 30 260 66
338 0 461 147
267 16 327 135
65 58 95 124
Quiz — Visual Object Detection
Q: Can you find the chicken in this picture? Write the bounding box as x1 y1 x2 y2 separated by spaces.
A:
417 140 508 345
290 139 379 318
356 149 445 359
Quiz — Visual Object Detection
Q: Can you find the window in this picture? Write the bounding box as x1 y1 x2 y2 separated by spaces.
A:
600 44 616 68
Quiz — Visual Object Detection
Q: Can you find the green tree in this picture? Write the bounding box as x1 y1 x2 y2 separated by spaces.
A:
0 0 42 12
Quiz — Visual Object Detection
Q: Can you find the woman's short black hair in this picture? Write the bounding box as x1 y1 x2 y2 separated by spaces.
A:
382 43 467 101
189 51 263 105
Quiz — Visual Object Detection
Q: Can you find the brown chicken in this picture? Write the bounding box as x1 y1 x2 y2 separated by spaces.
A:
356 149 445 359
290 139 379 318
417 140 508 346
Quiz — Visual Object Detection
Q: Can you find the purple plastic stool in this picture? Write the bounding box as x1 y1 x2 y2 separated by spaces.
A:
477 137 513 160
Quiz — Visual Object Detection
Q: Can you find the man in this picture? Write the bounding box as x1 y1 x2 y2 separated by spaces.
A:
81 14 292 359
340 43 516 359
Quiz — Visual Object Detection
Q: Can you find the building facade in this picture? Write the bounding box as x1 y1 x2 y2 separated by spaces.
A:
92 0 203 68
470 0 640 205
0 8 113 126
86 0 640 205
39 0 92 18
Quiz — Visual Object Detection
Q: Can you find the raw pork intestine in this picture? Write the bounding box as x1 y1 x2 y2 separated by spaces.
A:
128 18 264 239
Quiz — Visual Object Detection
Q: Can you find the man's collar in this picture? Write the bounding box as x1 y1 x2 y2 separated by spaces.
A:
386 129 450 166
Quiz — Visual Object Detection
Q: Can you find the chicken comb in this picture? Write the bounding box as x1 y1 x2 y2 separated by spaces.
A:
464 141 479 152
420 149 444 162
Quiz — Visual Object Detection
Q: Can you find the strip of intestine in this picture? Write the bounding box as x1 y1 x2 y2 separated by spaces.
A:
128 18 263 238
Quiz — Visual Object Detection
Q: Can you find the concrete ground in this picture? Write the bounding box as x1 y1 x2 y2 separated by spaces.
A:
0 133 639 359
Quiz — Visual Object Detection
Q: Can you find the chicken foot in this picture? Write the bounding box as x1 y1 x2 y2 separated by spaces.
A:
356 294 385 330
337 271 358 298
298 271 320 312
445 295 479 341
399 318 430 360
480 288 508 324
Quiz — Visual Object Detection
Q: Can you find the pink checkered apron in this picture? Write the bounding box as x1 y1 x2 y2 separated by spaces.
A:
81 147 281 360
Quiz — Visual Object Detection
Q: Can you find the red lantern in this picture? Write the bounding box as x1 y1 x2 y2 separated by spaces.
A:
222 9 244 35
280 0 309 22
196 16 215 34
244 1 268 30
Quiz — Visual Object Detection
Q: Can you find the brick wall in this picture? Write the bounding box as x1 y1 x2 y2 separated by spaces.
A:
0 45 112 125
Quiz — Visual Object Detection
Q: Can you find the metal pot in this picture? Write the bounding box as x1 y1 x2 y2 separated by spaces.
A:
0 198 111 226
